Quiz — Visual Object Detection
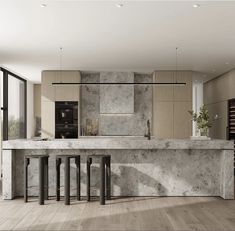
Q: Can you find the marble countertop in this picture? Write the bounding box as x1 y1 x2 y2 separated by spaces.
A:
2 137 234 150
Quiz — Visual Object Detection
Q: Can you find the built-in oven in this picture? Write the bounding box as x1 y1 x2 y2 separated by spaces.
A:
55 101 78 138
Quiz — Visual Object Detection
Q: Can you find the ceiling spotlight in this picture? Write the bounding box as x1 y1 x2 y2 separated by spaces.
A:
116 3 124 8
41 3 47 8
193 4 200 8
225 62 229 65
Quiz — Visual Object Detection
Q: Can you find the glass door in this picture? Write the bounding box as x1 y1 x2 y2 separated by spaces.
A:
0 68 27 140
8 74 26 139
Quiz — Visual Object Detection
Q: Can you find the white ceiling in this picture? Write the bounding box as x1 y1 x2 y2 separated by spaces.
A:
1 0 235 83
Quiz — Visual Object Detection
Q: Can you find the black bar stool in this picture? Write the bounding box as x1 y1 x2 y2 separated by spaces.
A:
56 155 81 205
87 155 111 205
24 155 49 205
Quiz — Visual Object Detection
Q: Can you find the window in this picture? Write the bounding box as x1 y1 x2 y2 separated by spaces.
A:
0 68 27 140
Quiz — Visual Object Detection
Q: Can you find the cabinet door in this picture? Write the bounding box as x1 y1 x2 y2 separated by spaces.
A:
174 71 192 101
41 101 55 138
41 71 56 102
173 102 192 138
153 102 173 138
206 101 227 139
55 71 80 101
154 71 174 101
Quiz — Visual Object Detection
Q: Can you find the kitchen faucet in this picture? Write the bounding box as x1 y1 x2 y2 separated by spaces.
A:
144 120 151 140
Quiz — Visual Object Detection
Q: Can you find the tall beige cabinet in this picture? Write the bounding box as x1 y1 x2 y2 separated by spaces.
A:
153 71 192 139
203 69 235 139
41 71 81 138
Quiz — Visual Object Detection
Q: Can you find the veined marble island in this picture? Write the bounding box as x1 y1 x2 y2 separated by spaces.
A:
2 138 234 200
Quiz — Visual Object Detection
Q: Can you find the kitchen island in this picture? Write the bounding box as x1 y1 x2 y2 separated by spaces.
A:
2 138 234 199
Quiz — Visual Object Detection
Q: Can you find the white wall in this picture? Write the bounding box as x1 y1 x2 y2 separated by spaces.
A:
192 72 204 136
27 81 34 139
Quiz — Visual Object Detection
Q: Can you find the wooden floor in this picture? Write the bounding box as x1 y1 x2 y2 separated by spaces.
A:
0 196 235 230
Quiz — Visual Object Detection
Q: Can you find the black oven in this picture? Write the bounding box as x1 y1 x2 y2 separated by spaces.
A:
55 101 78 138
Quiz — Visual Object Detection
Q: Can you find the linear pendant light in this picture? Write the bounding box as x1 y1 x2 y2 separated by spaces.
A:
52 82 186 85
52 47 186 86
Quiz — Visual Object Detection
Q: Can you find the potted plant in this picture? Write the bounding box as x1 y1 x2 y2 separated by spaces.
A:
188 105 212 139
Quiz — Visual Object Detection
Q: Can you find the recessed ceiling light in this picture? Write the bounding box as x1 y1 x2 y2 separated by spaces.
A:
116 3 124 8
225 62 229 65
193 4 200 8
41 3 47 8
212 69 216 73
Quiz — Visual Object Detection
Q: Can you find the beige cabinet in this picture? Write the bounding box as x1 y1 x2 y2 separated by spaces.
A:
204 72 230 105
41 70 81 139
153 71 192 138
154 72 174 101
206 101 227 139
41 101 55 138
174 102 192 138
153 102 173 138
55 71 81 101
174 71 192 101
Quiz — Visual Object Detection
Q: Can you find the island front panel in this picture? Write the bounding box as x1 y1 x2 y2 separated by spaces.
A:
2 148 234 200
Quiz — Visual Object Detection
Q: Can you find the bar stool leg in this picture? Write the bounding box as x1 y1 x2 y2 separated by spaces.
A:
87 157 92 202
24 157 30 203
39 157 45 205
56 158 61 201
75 156 81 201
106 156 111 200
44 157 49 200
100 157 105 205
64 157 70 205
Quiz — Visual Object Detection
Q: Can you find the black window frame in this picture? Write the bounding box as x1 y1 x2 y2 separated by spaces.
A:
0 67 27 140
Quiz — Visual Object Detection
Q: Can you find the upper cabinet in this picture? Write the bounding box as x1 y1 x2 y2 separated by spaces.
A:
154 71 192 102
41 71 81 102
154 71 174 101
204 71 231 105
174 71 192 101
55 71 81 101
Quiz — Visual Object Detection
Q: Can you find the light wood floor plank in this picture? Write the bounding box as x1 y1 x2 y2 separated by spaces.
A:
0 196 234 231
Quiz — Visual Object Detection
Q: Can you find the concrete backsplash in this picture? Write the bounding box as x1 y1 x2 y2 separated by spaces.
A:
81 72 153 136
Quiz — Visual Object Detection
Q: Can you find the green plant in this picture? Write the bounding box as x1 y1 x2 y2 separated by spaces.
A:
188 105 212 136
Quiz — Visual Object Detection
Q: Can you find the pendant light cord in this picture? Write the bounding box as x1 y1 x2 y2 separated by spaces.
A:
60 47 63 81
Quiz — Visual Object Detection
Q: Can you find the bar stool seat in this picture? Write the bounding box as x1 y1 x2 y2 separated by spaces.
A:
56 155 81 205
24 155 49 205
87 154 111 205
